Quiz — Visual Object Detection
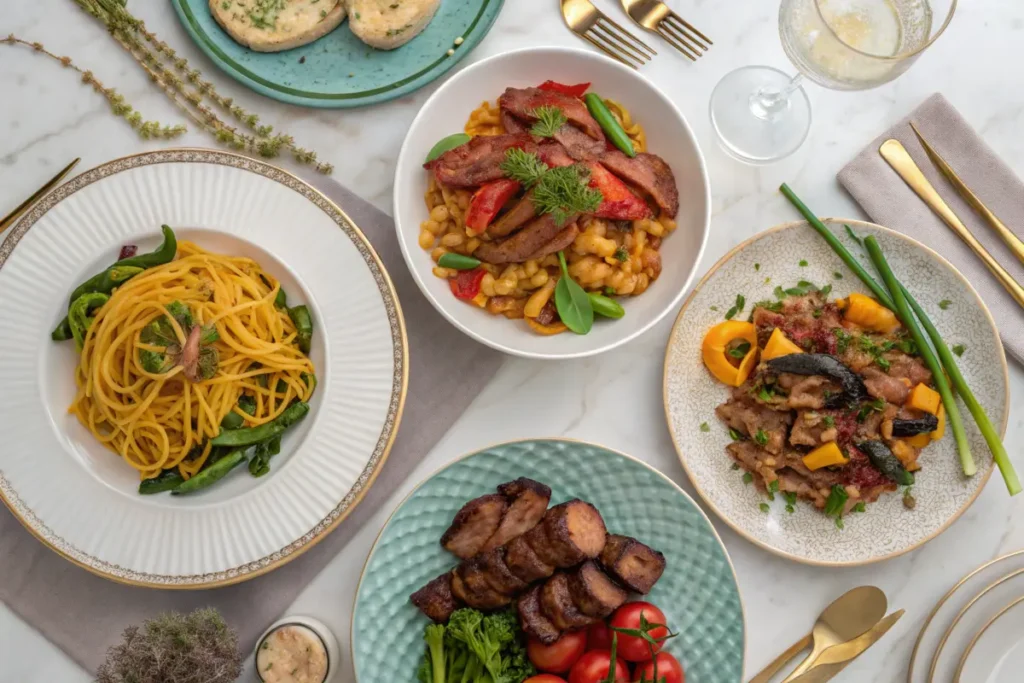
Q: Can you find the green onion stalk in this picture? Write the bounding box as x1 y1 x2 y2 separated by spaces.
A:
779 183 1020 495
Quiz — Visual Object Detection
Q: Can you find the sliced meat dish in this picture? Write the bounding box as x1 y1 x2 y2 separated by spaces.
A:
862 367 910 405
410 572 460 623
715 395 792 455
567 561 628 618
789 410 841 447
537 141 576 168
451 562 512 610
425 133 534 187
552 124 607 161
541 573 597 631
598 535 666 594
505 534 556 583
886 352 932 386
529 500 608 568
499 87 604 141
525 222 580 261
440 493 508 559
481 478 553 551
489 191 537 238
474 547 528 596
599 150 679 217
518 585 561 644
501 109 528 135
474 213 571 264
777 374 839 410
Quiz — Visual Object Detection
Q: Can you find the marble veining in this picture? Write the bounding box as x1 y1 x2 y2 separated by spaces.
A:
2 0 1024 681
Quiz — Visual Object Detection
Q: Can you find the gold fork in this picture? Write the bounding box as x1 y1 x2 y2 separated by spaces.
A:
620 0 712 60
0 158 80 235
561 0 657 69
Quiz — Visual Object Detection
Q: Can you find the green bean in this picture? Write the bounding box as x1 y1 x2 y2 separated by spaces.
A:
220 411 245 430
238 394 257 415
68 292 110 350
438 253 482 270
275 286 288 309
583 93 635 158
249 435 282 477
51 319 73 341
211 402 309 447
138 469 185 495
288 305 313 354
115 225 178 269
171 449 246 495
303 373 317 400
587 292 625 319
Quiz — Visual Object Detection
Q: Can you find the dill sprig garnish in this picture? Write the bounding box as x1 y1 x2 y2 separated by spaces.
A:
501 149 603 225
500 148 549 186
529 105 567 139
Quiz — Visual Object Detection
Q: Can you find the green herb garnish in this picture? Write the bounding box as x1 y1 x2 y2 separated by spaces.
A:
613 247 629 262
759 503 770 513
742 472 753 485
500 148 548 187
767 478 779 500
852 502 866 513
727 341 752 359
754 300 783 313
533 165 603 226
857 398 886 422
754 428 769 447
728 428 744 441
699 422 710 432
799 259 808 267
939 299 952 310
555 251 594 334
824 484 848 517
833 328 853 354
730 462 741 470
823 415 835 428
952 344 966 357
844 224 863 246
754 263 761 271
835 517 845 530
834 271 843 279
529 105 568 138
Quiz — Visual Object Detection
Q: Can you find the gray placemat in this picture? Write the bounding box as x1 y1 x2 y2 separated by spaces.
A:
0 171 504 674
838 92 1024 362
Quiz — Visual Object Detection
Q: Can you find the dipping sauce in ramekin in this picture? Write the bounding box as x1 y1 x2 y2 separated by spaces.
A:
256 620 333 683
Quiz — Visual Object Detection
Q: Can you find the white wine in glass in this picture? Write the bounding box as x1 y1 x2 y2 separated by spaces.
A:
710 0 956 164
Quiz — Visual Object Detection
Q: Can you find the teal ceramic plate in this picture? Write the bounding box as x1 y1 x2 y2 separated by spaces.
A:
171 0 504 108
351 439 745 682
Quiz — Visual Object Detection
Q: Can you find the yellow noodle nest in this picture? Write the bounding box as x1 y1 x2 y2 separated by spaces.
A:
424 97 675 332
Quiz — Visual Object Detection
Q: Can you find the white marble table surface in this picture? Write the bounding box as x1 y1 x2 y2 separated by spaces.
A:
2 1 1023 681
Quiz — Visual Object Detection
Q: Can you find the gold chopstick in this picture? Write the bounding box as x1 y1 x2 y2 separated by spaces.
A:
0 158 80 235
909 121 1024 265
879 139 1024 309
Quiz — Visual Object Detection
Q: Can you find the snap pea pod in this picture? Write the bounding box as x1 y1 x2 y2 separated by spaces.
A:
288 305 313 354
220 410 245 431
211 402 310 448
249 434 282 478
583 93 635 158
138 469 185 495
275 286 288 309
303 372 317 400
171 449 246 495
68 292 110 350
438 253 482 270
587 292 625 319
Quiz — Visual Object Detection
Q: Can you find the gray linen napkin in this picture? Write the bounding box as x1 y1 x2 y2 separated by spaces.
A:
838 92 1024 362
0 173 504 673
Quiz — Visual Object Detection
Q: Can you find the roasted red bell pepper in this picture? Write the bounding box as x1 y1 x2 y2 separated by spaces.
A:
537 80 591 98
586 162 651 220
465 179 521 233
449 268 487 300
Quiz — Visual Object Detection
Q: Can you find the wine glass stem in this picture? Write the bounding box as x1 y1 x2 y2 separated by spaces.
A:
749 73 804 121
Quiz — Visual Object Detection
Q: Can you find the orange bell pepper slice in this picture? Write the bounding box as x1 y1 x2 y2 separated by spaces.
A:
702 320 759 387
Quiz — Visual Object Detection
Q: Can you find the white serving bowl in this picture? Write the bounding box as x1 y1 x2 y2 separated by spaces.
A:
393 46 711 359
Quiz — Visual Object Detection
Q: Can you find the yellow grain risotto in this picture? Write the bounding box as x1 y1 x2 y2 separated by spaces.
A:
421 82 680 335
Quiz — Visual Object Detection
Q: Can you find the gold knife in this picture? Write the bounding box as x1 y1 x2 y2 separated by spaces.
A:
879 139 1024 309
0 158 80 235
909 120 1024 265
784 610 905 683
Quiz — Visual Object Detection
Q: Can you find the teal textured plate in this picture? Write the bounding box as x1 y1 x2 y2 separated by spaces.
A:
352 439 745 682
171 0 504 108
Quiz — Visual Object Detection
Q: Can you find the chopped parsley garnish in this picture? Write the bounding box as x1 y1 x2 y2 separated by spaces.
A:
728 341 752 359
754 428 769 446
833 271 843 279
823 415 836 428
742 472 753 485
731 462 741 470
852 502 866 513
835 517 845 530
759 503 771 513
857 398 886 422
824 484 848 517
799 259 808 267
767 479 779 500
728 428 744 441
613 247 629 262
529 105 568 138
833 328 853 354
699 422 710 432
725 293 746 320
786 503 795 513
710 305 719 312
952 344 966 357
938 299 952 310
844 224 863 246
757 385 775 403
501 148 548 186
774 285 786 300
754 263 761 271
754 300 783 313
812 308 822 319
603 286 616 297
783 491 797 505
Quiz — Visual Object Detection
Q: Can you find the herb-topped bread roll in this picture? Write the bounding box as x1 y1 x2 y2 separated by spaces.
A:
348 0 442 50
211 0 347 53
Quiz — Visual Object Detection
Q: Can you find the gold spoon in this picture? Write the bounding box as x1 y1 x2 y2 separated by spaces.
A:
749 585 888 683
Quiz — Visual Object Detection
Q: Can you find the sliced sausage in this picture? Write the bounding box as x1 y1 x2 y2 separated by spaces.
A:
541 573 596 631
481 478 553 552
524 222 580 261
440 493 508 559
505 534 555 583
567 561 628 618
410 571 460 623
536 500 608 568
474 213 570 265
518 585 561 645
451 563 511 610
474 547 528 596
599 534 666 594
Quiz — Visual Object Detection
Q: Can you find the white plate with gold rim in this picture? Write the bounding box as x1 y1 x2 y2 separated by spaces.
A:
909 550 1024 683
0 150 407 587
664 219 1008 567
957 597 1024 683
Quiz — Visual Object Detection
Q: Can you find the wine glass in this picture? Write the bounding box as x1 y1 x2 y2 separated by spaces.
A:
710 0 957 164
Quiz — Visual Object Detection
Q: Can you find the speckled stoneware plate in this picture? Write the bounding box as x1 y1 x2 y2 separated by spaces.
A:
351 439 745 682
172 0 503 108
0 150 407 587
664 219 1008 567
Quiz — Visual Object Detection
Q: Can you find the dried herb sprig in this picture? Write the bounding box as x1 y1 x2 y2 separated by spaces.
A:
2 35 185 140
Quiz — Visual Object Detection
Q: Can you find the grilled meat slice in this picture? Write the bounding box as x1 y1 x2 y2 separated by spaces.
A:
481 478 553 552
499 87 604 140
789 410 840 447
541 573 597 631
862 367 910 405
524 222 580 261
553 123 607 161
567 561 628 618
501 109 528 135
475 213 571 265
410 572 460 623
425 133 535 188
506 534 556 583
715 395 792 455
475 547 528 596
451 562 512 610
518 584 561 644
537 141 577 168
440 493 508 559
598 150 679 218
598 535 666 594
489 191 537 238
530 500 608 568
